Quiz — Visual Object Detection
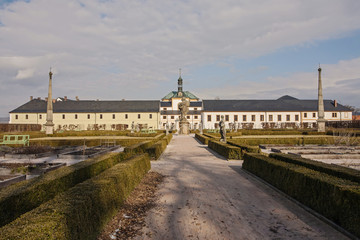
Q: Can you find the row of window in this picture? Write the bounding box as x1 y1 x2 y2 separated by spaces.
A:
163 108 199 111
162 115 199 120
15 114 153 120
209 114 298 122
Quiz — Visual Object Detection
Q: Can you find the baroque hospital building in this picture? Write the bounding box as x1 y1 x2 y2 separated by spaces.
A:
9 70 352 131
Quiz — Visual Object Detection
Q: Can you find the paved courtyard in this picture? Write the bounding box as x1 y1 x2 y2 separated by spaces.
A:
135 134 349 240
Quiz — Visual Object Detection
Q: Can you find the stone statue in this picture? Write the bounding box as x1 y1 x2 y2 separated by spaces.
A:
136 123 140 132
219 115 226 142
131 121 135 133
165 122 169 135
178 96 190 121
178 97 190 134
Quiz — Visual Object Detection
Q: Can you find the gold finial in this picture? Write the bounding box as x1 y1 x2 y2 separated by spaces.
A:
49 67 53 78
318 63 321 71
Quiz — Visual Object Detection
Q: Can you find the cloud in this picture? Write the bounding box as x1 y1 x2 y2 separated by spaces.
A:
0 0 360 116
195 57 360 108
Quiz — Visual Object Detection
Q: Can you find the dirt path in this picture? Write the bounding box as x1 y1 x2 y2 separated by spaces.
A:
134 134 349 240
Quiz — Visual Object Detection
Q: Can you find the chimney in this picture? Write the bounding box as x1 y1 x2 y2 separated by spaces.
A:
64 96 67 101
38 97 41 100
334 100 337 107
76 96 79 101
30 96 33 101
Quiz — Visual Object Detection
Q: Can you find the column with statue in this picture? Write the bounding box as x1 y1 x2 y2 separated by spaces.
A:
178 97 190 135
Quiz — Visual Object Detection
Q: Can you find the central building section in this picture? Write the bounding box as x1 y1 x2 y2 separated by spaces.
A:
160 74 202 130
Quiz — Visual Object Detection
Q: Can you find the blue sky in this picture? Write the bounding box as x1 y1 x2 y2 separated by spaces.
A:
0 0 360 117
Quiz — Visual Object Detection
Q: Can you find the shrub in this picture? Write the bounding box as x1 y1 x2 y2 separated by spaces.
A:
145 134 172 160
227 140 260 154
270 153 360 184
123 140 154 155
230 137 334 146
242 153 360 238
0 154 151 240
195 133 211 145
0 151 132 227
208 140 242 159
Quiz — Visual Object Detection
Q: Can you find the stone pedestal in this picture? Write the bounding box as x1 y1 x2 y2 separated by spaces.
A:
317 119 326 132
179 119 190 135
45 123 54 135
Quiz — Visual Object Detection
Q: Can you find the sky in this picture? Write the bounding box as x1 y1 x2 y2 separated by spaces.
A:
0 0 359 117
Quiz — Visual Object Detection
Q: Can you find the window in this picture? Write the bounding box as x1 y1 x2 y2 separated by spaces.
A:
88 114 90 119
286 115 290 121
125 114 128 119
15 115 18 120
216 115 220 121
269 115 273 121
260 115 264 121
194 116 198 119
251 115 255 122
75 114 78 119
194 108 197 111
187 116 190 119
112 114 115 119
39 114 42 119
149 114 152 119
208 115 212 121
277 115 282 121
171 116 174 119
295 115 299 121
243 115 247 121
62 114 65 119
163 108 167 111
332 112 337 118
225 115 229 121
26 114 28 119
304 113 307 118
313 113 316 118
163 116 167 119
234 115 238 122
100 114 103 119
138 114 141 119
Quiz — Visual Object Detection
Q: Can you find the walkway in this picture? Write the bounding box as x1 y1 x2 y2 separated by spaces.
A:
135 135 349 240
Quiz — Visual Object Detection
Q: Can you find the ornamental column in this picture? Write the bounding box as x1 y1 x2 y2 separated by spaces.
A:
317 66 326 132
45 70 54 134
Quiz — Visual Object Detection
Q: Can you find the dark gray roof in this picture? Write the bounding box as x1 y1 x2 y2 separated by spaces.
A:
203 97 351 112
10 99 160 113
160 102 172 107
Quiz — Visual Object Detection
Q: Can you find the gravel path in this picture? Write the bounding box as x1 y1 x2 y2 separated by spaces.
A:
135 134 349 240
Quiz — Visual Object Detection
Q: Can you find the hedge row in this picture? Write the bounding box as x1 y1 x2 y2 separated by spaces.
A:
123 140 154 155
230 137 334 146
0 151 132 227
0 154 151 240
242 153 360 238
270 153 360 184
146 134 173 160
30 138 146 147
227 140 261 153
195 133 211 145
208 140 242 159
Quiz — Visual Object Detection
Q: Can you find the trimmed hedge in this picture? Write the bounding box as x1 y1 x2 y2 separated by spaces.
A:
123 140 154 155
208 140 242 159
270 153 360 184
242 153 360 238
195 133 211 145
0 151 132 227
30 138 146 147
230 137 334 146
146 134 173 160
227 140 260 154
0 154 151 240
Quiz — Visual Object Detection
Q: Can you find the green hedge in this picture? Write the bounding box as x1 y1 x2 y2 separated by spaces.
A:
30 138 146 147
0 151 132 227
230 137 334 146
227 140 260 153
0 154 151 240
195 133 211 145
208 140 242 159
270 153 360 184
123 140 154 155
242 153 360 238
146 134 173 160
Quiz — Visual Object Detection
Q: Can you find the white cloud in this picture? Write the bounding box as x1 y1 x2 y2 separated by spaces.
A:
0 0 360 115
